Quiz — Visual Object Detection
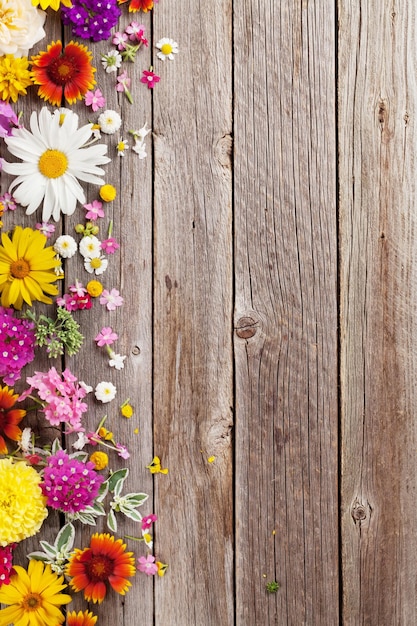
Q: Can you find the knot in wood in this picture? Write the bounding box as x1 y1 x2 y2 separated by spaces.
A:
351 502 367 522
132 345 141 355
235 316 258 339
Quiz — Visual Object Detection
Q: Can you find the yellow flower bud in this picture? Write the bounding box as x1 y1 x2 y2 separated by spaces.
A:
99 184 117 202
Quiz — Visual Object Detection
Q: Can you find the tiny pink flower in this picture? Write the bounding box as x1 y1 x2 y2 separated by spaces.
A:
138 555 158 576
36 222 55 238
95 327 118 347
141 514 158 531
69 280 87 297
0 192 17 211
101 237 120 254
116 444 130 459
112 31 128 50
83 199 104 220
140 70 160 89
99 288 124 311
125 22 147 44
84 89 106 112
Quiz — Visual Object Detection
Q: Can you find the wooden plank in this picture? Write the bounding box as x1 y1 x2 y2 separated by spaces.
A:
152 1 234 624
339 2 417 623
234 2 339 624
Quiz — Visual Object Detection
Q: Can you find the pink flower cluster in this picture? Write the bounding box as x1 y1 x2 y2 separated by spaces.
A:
0 543 16 587
0 307 36 385
25 367 89 433
57 281 92 311
42 450 104 514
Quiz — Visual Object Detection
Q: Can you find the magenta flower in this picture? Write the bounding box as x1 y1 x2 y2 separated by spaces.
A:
141 514 158 531
84 88 106 112
41 450 104 514
101 237 120 254
99 288 124 311
0 543 17 588
83 199 104 220
0 307 35 385
138 555 158 576
35 222 55 238
95 326 118 347
141 69 160 89
116 70 133 103
125 22 147 44
0 101 19 138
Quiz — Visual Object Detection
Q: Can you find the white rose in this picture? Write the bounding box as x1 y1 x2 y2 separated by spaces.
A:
0 0 46 57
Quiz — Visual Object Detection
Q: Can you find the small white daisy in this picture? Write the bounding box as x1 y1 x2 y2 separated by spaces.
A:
84 255 108 275
54 235 77 259
79 235 101 258
95 381 117 403
156 38 179 61
101 50 122 73
116 138 129 157
98 109 122 135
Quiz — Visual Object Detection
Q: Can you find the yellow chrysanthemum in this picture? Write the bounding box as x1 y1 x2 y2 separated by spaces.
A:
32 0 71 9
90 451 109 470
86 279 103 297
0 226 61 309
0 560 71 626
0 55 32 102
0 457 47 546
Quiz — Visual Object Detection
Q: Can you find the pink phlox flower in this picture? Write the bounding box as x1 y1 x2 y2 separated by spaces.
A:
83 199 104 220
69 281 87 297
116 70 131 92
56 293 80 312
35 222 55 238
140 70 160 89
141 514 158 531
95 326 118 347
0 307 35 385
99 288 124 311
0 101 19 138
0 192 17 211
84 88 106 112
138 555 158 576
116 444 130 459
101 237 120 254
112 31 128 50
125 22 148 45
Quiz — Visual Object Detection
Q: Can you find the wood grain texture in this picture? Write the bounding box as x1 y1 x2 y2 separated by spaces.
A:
233 2 339 624
339 2 417 624
152 1 234 624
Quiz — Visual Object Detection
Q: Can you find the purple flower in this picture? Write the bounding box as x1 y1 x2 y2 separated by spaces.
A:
41 450 104 514
0 101 19 138
61 0 121 41
0 308 36 385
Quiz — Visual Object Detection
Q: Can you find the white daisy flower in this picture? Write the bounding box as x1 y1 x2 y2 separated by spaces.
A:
54 235 77 258
79 235 101 258
156 38 179 61
95 381 117 403
84 255 108 275
98 110 122 135
116 138 129 157
2 108 110 222
101 50 122 73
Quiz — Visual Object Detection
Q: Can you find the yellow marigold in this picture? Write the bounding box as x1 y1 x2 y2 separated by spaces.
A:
99 184 117 202
86 279 103 297
90 451 109 470
0 55 32 103
0 458 47 546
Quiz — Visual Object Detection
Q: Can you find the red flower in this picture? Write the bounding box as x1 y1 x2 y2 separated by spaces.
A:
118 0 156 12
31 40 96 106
67 610 98 626
0 385 26 454
66 533 136 604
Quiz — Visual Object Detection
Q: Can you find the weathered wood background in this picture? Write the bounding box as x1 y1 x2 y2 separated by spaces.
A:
2 0 417 623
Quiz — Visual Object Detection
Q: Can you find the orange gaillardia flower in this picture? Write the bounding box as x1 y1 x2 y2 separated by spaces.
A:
66 533 136 604
0 386 26 454
67 610 98 626
31 40 96 106
118 0 155 12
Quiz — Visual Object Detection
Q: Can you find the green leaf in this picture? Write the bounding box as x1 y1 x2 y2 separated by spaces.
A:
76 513 97 526
55 523 75 552
96 482 109 503
120 508 143 523
39 541 57 559
123 493 148 507
107 468 129 495
27 552 50 562
107 508 118 533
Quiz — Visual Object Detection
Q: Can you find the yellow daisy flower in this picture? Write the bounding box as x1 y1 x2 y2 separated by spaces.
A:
32 0 71 9
0 55 32 103
0 226 61 310
0 560 71 626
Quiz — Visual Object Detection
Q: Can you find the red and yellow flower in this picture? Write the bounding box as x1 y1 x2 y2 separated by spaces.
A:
67 610 98 626
31 40 96 106
0 385 26 454
66 533 136 604
118 0 155 12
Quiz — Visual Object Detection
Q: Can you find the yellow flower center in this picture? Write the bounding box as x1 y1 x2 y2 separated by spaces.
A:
22 593 42 611
10 258 30 279
161 43 173 55
90 257 102 269
38 149 68 179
